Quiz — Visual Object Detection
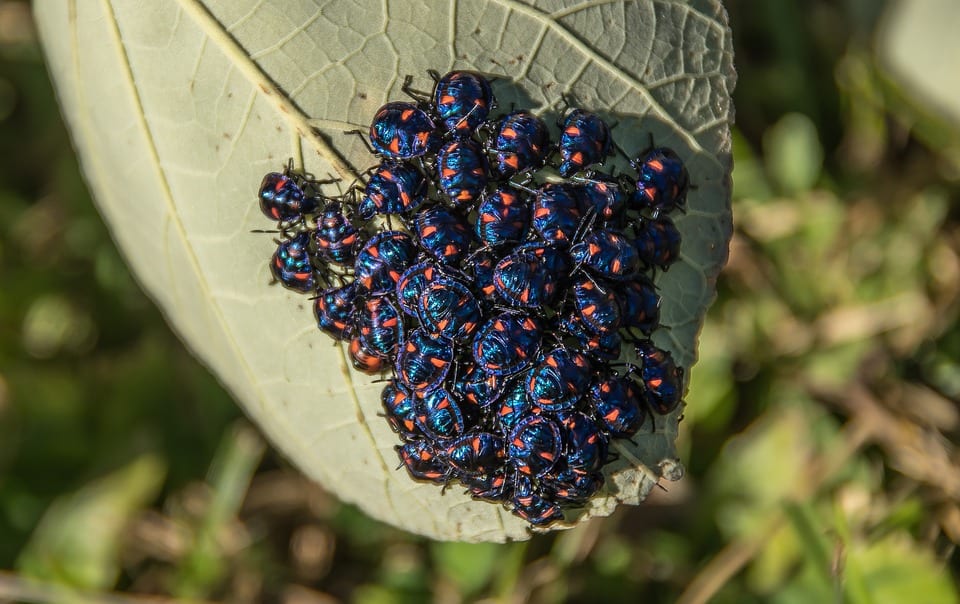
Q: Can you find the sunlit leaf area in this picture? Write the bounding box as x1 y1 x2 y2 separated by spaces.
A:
0 1 958 602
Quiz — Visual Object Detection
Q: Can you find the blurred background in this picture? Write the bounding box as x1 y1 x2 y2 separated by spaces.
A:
1 0 959 602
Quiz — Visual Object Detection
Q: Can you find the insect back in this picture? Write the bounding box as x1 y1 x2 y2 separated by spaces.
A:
433 70 495 137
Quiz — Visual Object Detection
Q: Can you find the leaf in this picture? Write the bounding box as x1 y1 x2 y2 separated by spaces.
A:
17 455 165 590
34 0 735 541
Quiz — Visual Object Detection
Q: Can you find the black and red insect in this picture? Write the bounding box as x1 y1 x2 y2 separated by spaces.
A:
526 347 593 413
433 70 495 137
270 232 316 293
508 414 562 477
443 432 505 476
475 186 530 248
369 101 437 160
396 328 454 393
358 295 404 359
512 474 563 526
436 139 489 208
397 441 450 484
589 373 646 438
353 230 418 294
314 200 361 266
631 147 689 216
415 205 473 265
258 170 320 224
633 340 684 415
558 108 613 177
635 215 682 271
381 379 420 439
314 282 358 341
486 110 551 178
358 161 428 220
472 313 543 377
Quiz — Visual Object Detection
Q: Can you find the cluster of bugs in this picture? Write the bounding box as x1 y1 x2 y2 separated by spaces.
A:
257 70 690 527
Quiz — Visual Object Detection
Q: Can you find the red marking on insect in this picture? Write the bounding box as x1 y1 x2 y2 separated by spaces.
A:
389 137 400 154
502 127 517 139
565 125 581 136
401 108 414 120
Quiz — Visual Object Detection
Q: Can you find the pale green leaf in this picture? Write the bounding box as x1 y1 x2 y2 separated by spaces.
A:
34 0 735 541
16 455 165 590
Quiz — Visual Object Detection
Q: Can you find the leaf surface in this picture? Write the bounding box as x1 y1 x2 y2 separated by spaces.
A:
34 0 735 541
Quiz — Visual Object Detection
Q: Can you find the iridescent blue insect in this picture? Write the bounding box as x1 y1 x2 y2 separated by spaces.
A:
470 251 498 303
557 412 608 474
314 201 361 266
634 340 684 415
396 328 454 393
527 347 593 412
570 230 640 280
417 278 481 340
270 232 315 293
631 147 689 216
570 275 622 335
574 175 626 224
381 379 419 439
354 230 418 294
619 276 661 336
369 101 437 159
475 186 530 247
463 470 512 502
397 441 450 484
453 360 504 410
560 312 622 362
258 171 319 223
348 336 384 374
358 161 428 220
433 70 495 137
514 242 573 276
396 261 442 318
558 108 613 177
508 414 562 477
589 374 646 437
531 183 582 244
492 250 558 309
541 468 603 505
443 432 505 476
415 386 469 441
495 377 535 435
415 205 473 265
314 282 358 341
358 295 403 359
512 474 563 526
472 313 543 377
487 110 551 178
635 216 682 270
437 139 488 207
